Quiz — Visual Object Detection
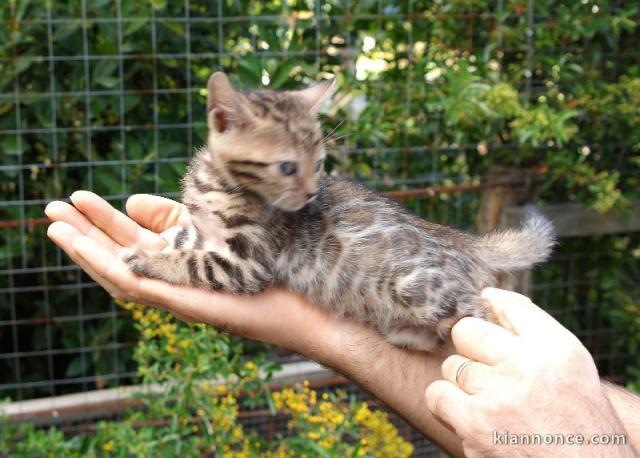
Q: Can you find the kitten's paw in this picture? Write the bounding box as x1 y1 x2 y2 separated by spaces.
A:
160 226 183 247
120 248 151 277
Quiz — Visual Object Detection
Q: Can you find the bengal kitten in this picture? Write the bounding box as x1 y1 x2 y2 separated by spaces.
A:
124 72 554 351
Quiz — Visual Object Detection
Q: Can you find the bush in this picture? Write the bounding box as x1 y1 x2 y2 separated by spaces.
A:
0 302 413 457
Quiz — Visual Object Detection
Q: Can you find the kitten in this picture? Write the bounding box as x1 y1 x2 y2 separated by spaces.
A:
124 72 554 351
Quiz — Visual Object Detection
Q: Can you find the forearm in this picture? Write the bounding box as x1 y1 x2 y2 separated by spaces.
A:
309 320 463 456
602 381 640 453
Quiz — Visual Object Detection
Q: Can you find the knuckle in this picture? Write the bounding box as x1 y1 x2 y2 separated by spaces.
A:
458 364 475 389
466 401 492 432
468 413 491 436
476 327 496 352
426 382 446 414
554 340 591 367
442 355 459 378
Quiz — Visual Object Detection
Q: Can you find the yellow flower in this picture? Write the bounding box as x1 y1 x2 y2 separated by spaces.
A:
232 426 244 441
319 436 335 449
354 404 413 457
102 440 114 452
216 384 228 395
318 401 334 414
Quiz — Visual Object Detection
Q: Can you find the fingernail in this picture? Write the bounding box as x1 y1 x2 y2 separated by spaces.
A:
70 190 92 202
44 200 67 218
47 221 74 238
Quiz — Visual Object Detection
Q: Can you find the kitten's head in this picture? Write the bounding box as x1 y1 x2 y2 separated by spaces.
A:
205 72 335 211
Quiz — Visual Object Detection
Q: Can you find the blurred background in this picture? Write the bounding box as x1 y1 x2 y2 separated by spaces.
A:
0 0 638 455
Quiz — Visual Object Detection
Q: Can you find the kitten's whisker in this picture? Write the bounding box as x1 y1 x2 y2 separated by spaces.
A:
321 118 346 144
323 133 351 145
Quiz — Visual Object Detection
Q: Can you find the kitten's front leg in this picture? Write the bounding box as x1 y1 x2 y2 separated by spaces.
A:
123 246 272 294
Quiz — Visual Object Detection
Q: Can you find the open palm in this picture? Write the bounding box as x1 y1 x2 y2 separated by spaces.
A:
45 191 335 349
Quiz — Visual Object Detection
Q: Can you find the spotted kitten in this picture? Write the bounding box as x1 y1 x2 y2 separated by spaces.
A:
124 72 554 351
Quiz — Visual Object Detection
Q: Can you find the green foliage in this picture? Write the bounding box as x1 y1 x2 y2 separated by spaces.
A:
0 0 638 397
0 303 413 457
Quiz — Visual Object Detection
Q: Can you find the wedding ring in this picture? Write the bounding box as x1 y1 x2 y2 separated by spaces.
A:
455 359 474 385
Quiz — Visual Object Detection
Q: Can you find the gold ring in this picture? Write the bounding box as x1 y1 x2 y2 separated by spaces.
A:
455 359 474 385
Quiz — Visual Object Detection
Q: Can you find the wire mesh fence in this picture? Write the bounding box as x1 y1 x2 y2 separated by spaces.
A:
1 0 639 453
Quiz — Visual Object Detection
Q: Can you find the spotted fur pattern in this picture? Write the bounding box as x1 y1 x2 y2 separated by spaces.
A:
125 72 555 351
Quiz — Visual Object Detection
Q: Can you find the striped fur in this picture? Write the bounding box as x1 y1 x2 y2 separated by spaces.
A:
125 73 554 351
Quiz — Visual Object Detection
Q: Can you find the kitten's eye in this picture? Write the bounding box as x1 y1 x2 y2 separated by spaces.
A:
314 160 324 173
278 161 297 176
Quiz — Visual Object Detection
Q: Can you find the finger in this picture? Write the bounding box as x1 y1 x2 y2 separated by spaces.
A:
47 222 123 297
45 201 121 255
441 354 495 394
481 287 568 338
425 380 471 433
70 191 166 251
451 316 519 365
126 194 191 232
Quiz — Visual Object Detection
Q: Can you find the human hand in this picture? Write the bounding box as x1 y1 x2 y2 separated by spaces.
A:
45 191 338 356
426 287 635 457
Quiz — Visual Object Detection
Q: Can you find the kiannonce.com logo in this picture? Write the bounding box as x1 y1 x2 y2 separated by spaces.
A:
493 431 628 446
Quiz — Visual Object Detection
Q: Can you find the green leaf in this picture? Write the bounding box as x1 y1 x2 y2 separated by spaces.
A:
95 76 119 89
269 59 297 89
1 136 21 156
149 0 167 10
52 23 80 42
236 55 263 87
125 18 149 35
65 356 87 378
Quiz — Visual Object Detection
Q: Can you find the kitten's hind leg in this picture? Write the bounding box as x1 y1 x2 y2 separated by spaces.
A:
384 325 445 352
384 293 493 353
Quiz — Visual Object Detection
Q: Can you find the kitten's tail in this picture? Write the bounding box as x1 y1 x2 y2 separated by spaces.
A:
473 207 555 272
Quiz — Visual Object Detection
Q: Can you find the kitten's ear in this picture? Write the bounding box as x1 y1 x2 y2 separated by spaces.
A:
295 78 336 114
206 72 254 132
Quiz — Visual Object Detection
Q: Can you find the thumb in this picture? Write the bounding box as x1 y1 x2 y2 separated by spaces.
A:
126 194 191 233
481 287 568 339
